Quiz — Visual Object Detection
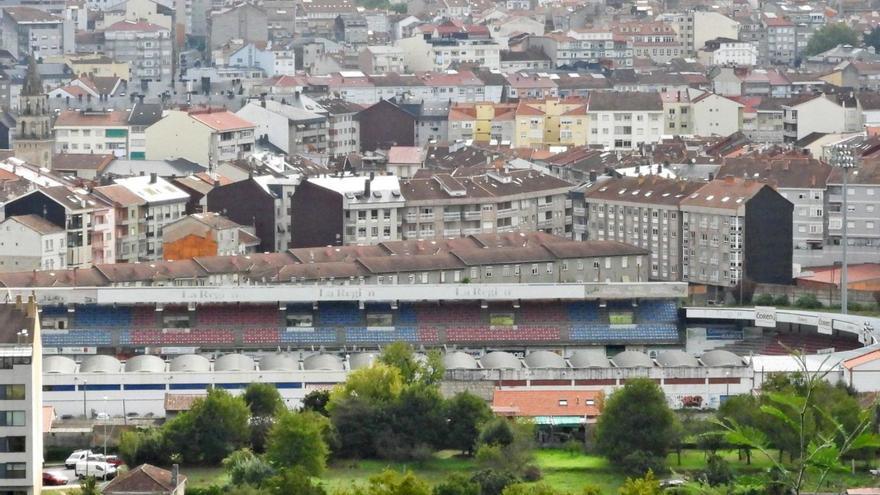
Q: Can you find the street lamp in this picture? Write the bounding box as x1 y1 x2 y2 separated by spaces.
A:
102 396 109 456
829 142 858 314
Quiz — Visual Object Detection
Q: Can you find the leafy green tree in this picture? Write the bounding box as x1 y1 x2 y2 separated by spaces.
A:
223 448 275 487
804 23 860 57
164 388 251 464
618 470 662 495
119 428 167 466
329 396 386 458
700 453 733 486
433 474 480 495
717 395 761 464
866 26 880 52
475 419 535 475
595 378 677 474
267 466 327 495
243 382 284 417
348 469 432 495
266 410 329 475
715 353 880 494
329 363 404 408
469 469 517 495
302 389 331 416
445 392 493 455
379 343 444 386
478 418 515 447
379 384 447 459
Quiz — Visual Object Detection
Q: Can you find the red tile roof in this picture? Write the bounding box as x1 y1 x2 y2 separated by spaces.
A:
54 110 128 127
189 109 254 131
492 388 603 418
797 263 880 287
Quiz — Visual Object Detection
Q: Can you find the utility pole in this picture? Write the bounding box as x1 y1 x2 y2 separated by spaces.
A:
830 141 857 314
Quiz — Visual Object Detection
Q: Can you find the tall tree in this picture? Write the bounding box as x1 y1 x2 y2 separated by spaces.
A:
866 26 880 52
595 378 677 474
804 23 859 57
329 362 404 407
445 392 493 455
379 343 444 386
163 388 251 464
266 410 330 475
243 383 284 417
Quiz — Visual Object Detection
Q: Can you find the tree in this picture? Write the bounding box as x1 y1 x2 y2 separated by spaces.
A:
79 476 100 495
164 388 251 464
433 474 480 495
349 469 431 495
469 469 517 495
266 410 329 475
700 453 733 486
119 428 167 466
329 363 404 408
379 343 444 386
715 353 880 494
717 395 762 464
223 448 275 487
379 384 447 459
866 26 880 52
329 396 387 458
475 419 535 475
268 467 327 495
445 392 493 455
243 383 284 417
478 418 515 447
595 378 677 475
804 23 860 57
302 389 331 416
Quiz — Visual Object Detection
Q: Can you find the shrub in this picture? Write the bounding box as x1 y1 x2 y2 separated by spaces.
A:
753 294 774 306
433 474 480 495
701 453 733 486
562 439 583 456
620 451 666 476
795 293 822 309
521 464 542 482
772 295 790 306
848 301 864 312
470 469 517 495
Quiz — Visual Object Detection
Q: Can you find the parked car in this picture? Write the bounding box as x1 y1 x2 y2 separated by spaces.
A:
42 471 69 486
64 450 93 469
75 458 116 480
105 455 124 467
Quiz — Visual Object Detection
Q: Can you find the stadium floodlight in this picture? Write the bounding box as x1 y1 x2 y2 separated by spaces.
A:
829 142 858 315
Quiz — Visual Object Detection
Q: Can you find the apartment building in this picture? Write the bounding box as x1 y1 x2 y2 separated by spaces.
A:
358 45 406 74
0 301 42 495
580 176 704 281
53 109 129 157
399 169 573 240
680 177 793 290
207 2 267 50
3 186 114 268
716 154 832 270
126 102 162 160
93 182 147 263
612 21 685 63
699 38 758 66
586 92 664 151
0 6 73 59
825 159 880 266
236 99 327 156
762 14 795 66
319 99 362 157
0 215 66 271
162 212 259 260
145 108 256 165
396 36 502 72
103 20 172 85
291 174 405 247
525 31 632 69
782 93 862 143
448 102 517 144
514 98 588 149
112 174 189 261
689 91 744 137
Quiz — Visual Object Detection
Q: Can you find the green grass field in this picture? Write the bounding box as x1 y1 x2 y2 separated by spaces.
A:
58 448 871 495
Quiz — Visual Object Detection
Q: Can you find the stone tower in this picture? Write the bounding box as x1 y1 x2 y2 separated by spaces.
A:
13 57 54 168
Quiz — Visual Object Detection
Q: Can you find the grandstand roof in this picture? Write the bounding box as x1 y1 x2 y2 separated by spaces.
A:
169 354 211 373
481 351 522 369
44 355 77 374
349 353 377 370
610 351 653 368
80 354 122 373
656 350 699 367
124 355 166 373
524 350 565 369
303 354 343 371
444 351 478 369
700 350 745 367
260 353 299 372
215 353 255 372
569 351 611 368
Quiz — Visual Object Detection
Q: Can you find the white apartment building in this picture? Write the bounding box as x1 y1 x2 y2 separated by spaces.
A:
145 109 256 165
699 39 758 66
53 109 129 157
103 20 172 85
113 174 188 260
587 92 664 150
0 215 66 272
396 36 502 72
0 300 42 495
358 46 406 74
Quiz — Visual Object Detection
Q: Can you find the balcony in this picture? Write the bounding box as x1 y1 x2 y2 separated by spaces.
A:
462 227 481 235
565 215 572 224
419 213 435 221
573 224 587 233
538 202 553 210
405 230 417 238
565 199 573 208
443 212 461 221
537 219 554 229
443 228 461 237
463 211 482 221
827 194 843 204
419 230 435 238
404 214 417 223
573 207 586 216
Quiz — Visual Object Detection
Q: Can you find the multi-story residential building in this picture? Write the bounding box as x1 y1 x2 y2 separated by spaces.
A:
396 36 502 72
212 40 296 77
3 186 113 268
335 14 368 45
716 154 832 269
162 212 259 260
513 98 588 149
358 45 406 74
825 158 880 266
612 21 685 63
93 181 146 263
53 109 129 157
498 49 553 73
0 214 66 271
782 93 862 143
112 174 188 261
448 102 517 144
526 30 632 69
236 99 328 156
762 13 795 65
692 11 740 54
505 72 558 100
580 175 704 281
689 90 744 137
0 300 42 495
318 99 362 158
291 174 405 247
0 6 73 59
586 92 664 151
699 38 758 66
126 102 162 160
680 177 793 292
207 2 267 50
400 169 574 240
103 20 172 86
207 177 285 253
145 108 256 166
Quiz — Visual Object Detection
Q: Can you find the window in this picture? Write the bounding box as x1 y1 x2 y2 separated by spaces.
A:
0 463 26 479
531 264 539 275
0 411 25 426
0 437 25 453
558 400 568 406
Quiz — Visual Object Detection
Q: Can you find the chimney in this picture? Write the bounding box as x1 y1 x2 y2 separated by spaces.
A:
364 178 371 197
708 172 715 181
724 175 735 184
171 464 179 488
149 172 157 184
588 170 597 182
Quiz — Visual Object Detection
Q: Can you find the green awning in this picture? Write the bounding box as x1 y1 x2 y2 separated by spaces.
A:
534 416 585 426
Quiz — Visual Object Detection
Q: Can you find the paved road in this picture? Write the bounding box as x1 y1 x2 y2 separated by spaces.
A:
42 465 112 491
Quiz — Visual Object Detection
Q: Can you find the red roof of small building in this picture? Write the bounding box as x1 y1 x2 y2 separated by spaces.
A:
189 109 254 131
492 388 603 418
